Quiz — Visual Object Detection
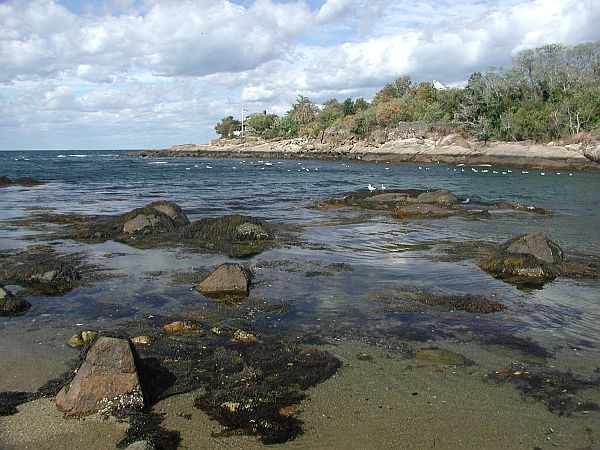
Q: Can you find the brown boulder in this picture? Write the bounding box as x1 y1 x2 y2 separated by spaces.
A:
415 189 458 206
55 337 144 416
478 232 564 286
196 263 252 298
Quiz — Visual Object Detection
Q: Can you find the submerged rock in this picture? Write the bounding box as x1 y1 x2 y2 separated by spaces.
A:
0 176 46 187
478 232 564 286
416 348 466 365
0 285 31 316
163 321 204 334
196 263 252 299
0 246 83 295
55 337 145 416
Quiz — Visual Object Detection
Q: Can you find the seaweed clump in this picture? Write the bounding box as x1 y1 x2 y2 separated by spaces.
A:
373 285 506 314
115 410 181 450
193 341 341 444
486 364 600 415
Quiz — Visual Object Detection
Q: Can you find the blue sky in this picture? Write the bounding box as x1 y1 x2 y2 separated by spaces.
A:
1 0 599 150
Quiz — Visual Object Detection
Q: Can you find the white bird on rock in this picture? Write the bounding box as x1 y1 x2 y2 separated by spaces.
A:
368 184 377 192
381 184 387 191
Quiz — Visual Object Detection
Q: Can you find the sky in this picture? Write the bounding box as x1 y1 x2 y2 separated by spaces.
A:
1 0 599 150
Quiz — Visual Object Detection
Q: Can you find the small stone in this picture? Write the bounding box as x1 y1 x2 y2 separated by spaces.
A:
131 336 151 345
235 222 270 240
68 331 97 348
416 348 465 365
279 405 297 416
125 441 155 450
232 329 259 343
163 321 203 334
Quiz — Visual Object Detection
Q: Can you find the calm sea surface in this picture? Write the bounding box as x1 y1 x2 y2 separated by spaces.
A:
1 150 600 386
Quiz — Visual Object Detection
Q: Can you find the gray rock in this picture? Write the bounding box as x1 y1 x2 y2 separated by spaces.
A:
196 263 252 298
582 141 600 163
393 204 456 220
0 285 31 316
505 231 563 264
55 337 144 416
415 189 458 206
122 214 159 234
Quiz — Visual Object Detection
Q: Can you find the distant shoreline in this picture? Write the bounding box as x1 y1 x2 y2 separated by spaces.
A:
126 137 600 171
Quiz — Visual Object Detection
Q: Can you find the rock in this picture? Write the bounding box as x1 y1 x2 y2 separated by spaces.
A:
125 441 155 450
478 232 564 285
236 222 270 240
163 321 203 334
232 329 259 343
131 335 152 345
122 214 159 234
582 140 600 163
196 263 252 298
415 189 458 206
393 204 456 220
55 337 144 416
149 201 189 227
0 176 45 187
496 202 550 215
0 285 31 316
505 231 563 264
438 133 471 149
68 331 97 348
416 348 465 365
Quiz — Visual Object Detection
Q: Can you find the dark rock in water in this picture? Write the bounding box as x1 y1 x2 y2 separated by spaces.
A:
196 263 252 299
504 231 564 264
496 201 551 215
478 232 564 286
393 204 456 220
415 189 458 206
0 176 46 187
179 215 274 257
64 202 274 257
0 285 31 316
55 337 145 416
0 247 83 295
163 320 204 334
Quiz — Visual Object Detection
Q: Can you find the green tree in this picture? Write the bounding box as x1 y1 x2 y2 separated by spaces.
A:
246 113 278 137
215 116 241 139
289 95 319 129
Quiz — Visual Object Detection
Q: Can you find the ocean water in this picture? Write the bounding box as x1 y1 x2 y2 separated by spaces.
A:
1 150 600 390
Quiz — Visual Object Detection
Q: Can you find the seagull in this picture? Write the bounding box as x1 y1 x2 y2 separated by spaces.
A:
368 184 377 192
461 197 470 204
522 171 529 174
381 184 387 191
540 172 545 176
206 165 213 169
507 170 512 173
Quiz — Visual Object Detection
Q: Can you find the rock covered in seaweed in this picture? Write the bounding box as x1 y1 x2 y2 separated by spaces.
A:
478 231 565 286
55 337 145 416
0 285 31 316
0 176 46 187
63 201 274 257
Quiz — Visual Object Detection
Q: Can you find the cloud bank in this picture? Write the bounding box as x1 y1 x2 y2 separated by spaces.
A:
1 0 598 149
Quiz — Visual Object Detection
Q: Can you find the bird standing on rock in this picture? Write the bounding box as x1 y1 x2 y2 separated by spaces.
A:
368 184 377 192
381 184 386 191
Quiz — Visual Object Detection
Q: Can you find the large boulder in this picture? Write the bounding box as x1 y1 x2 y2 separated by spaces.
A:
478 232 564 286
0 285 31 316
55 337 144 416
196 263 252 299
582 140 600 163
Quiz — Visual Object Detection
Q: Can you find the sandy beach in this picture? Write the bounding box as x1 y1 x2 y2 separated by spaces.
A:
2 340 599 449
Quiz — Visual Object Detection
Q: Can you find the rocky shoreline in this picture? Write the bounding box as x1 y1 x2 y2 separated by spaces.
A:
126 135 600 170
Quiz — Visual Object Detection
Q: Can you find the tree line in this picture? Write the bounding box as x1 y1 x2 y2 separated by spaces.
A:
215 41 599 143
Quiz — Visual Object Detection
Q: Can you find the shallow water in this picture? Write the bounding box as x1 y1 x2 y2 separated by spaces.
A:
1 150 600 392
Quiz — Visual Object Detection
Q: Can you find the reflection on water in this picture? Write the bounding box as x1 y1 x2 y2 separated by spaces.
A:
1 150 600 388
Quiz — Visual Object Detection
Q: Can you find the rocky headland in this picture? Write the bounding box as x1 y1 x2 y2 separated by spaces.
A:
127 125 600 170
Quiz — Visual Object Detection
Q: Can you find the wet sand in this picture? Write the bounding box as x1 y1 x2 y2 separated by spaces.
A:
2 340 598 449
